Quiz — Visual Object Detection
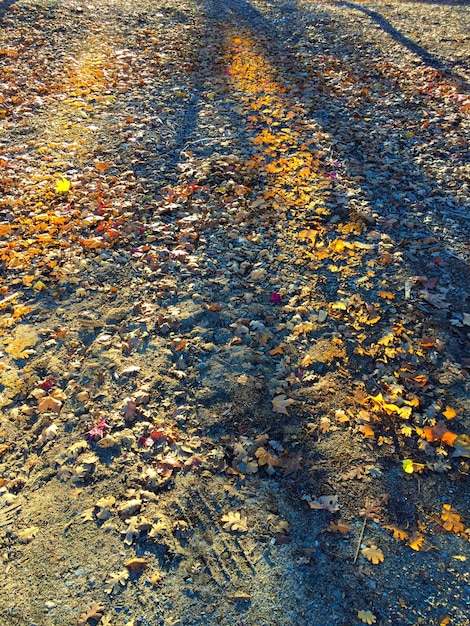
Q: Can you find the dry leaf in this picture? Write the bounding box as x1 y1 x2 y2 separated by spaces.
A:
78 602 105 625
442 406 457 420
328 520 353 535
221 511 248 532
272 395 296 415
408 533 424 551
309 495 339 513
104 569 129 594
125 556 148 572
17 526 39 543
441 504 465 533
361 545 384 564
357 610 377 624
384 525 409 541
37 395 62 413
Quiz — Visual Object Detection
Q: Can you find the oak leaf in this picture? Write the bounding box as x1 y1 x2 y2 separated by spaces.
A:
104 569 129 594
441 504 465 533
221 511 248 532
408 533 424 551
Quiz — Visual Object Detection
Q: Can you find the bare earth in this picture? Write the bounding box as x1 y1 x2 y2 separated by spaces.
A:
0 0 469 625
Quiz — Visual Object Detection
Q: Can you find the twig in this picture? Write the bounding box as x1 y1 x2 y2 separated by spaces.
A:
353 517 367 564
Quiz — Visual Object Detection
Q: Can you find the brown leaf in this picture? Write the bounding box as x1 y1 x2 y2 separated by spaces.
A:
125 557 148 572
37 395 62 413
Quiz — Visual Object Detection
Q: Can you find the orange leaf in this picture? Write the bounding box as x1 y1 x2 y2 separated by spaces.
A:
408 533 424 551
94 161 110 173
377 291 395 300
413 374 428 387
174 339 187 352
441 430 458 447
360 424 375 439
269 345 284 356
80 237 105 249
441 504 465 533
442 406 457 420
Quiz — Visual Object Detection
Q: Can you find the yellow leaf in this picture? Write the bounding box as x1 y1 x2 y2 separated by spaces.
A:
384 525 409 541
442 406 457 420
402 459 414 474
299 354 313 368
12 304 35 319
408 533 424 551
441 504 465 533
357 610 377 624
361 545 384 564
55 177 71 193
33 280 46 292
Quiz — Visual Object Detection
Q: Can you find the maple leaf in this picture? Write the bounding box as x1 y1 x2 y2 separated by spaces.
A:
86 418 110 440
419 290 449 309
221 511 248 532
55 177 71 193
272 395 296 415
361 545 384 564
37 395 62 413
357 610 377 624
255 446 280 468
359 496 387 522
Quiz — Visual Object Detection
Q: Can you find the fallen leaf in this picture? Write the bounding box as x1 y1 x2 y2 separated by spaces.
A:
309 495 339 513
441 504 465 533
55 177 71 193
37 395 62 413
357 610 377 624
442 406 457 420
408 533 424 551
361 545 384 565
221 511 248 532
272 395 296 415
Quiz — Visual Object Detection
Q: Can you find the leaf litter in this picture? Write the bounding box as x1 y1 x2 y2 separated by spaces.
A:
0 0 469 624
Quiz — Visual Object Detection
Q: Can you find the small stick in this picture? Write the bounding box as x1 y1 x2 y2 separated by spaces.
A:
353 517 367 563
